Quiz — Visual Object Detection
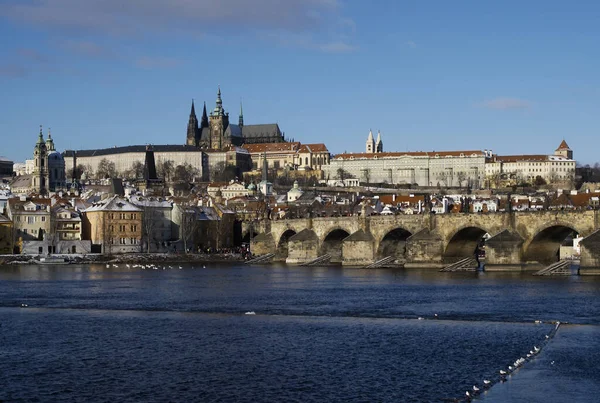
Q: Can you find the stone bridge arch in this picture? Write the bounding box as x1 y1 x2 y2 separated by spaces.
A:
320 227 352 263
443 224 495 262
376 226 413 261
270 219 310 252
275 229 297 261
522 221 583 264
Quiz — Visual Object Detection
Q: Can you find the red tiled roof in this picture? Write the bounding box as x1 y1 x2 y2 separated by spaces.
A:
299 143 329 153
493 155 549 163
242 142 300 153
556 140 571 150
333 150 484 160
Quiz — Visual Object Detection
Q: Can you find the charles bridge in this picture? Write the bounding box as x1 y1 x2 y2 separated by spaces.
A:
244 210 600 274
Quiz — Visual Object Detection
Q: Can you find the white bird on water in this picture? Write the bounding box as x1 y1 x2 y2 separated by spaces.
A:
472 385 480 393
499 370 507 375
483 380 491 386
245 311 256 315
106 264 110 268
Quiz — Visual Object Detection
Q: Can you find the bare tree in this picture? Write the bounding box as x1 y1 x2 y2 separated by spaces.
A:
436 173 448 188
174 163 199 184
157 159 175 182
141 206 158 253
96 158 116 179
177 205 198 254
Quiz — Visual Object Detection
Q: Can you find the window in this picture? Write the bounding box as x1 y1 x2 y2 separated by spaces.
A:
28 216 34 224
41 216 46 222
131 225 137 232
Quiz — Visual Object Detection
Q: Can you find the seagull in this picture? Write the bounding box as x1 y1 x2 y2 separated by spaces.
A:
534 346 540 352
178 266 182 269
21 303 28 307
106 264 110 268
508 366 514 371
465 391 471 398
112 264 118 268
499 370 507 375
126 264 130 269
472 385 480 393
483 380 491 386
245 311 256 315
551 361 555 365
545 335 550 339
534 320 542 324
203 265 206 268
417 317 424 320
434 313 439 318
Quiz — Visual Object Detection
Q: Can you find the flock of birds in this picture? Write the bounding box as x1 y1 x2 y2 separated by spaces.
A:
459 320 562 402
105 263 206 270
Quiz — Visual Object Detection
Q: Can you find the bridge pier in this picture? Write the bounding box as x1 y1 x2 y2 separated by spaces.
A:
484 230 527 271
579 230 600 275
286 229 319 265
404 229 444 269
250 232 275 257
341 229 375 266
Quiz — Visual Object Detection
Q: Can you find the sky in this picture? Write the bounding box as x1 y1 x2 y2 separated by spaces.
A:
1 0 599 164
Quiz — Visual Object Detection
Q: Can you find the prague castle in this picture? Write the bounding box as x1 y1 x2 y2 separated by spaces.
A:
186 86 285 149
59 87 287 181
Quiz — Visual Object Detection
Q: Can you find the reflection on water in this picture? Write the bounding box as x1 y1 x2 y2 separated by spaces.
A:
0 264 599 402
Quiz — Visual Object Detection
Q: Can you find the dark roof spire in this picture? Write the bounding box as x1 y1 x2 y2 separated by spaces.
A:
190 99 196 116
201 101 208 127
239 100 244 127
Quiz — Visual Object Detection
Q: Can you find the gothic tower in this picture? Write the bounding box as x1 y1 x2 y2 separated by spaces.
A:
32 125 49 195
239 101 244 128
209 86 230 149
366 129 375 153
375 130 383 153
186 100 199 146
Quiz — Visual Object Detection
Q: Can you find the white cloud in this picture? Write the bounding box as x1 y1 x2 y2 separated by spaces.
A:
480 97 532 110
0 0 354 47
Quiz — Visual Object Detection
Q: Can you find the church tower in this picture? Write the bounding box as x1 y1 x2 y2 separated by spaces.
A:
366 129 375 153
186 100 199 146
239 101 244 128
32 125 49 195
555 139 573 160
375 130 383 153
209 86 230 149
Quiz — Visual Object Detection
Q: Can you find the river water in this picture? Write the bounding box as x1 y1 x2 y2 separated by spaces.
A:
1 264 599 402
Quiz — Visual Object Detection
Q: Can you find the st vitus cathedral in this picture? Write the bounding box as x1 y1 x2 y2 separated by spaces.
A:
186 87 285 149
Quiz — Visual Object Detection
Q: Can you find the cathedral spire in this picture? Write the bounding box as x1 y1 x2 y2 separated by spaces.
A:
375 130 383 153
214 85 225 116
201 101 208 128
239 100 244 127
190 99 196 117
186 100 199 146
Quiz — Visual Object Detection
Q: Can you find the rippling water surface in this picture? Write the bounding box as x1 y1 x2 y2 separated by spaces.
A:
1 264 599 402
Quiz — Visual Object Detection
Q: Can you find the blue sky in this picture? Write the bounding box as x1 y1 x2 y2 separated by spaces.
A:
1 0 599 164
